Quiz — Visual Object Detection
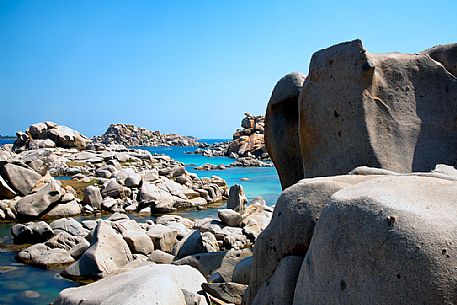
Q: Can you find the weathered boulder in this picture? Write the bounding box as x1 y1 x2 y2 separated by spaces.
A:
83 185 103 209
176 230 219 258
2 163 42 196
11 221 54 244
227 184 247 212
54 264 208 305
101 179 131 199
16 243 75 268
293 175 457 305
16 180 63 218
218 209 242 227
148 249 175 264
423 43 457 77
50 217 88 237
28 139 56 150
47 125 87 149
63 221 133 279
45 200 81 218
243 175 379 304
265 72 306 189
146 224 178 253
123 231 155 256
296 40 457 179
265 41 457 187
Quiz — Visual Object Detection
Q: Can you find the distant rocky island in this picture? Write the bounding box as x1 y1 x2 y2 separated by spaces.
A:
93 123 201 147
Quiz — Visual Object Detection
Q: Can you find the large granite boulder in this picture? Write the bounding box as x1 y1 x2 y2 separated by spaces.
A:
16 180 64 218
293 175 457 305
265 72 306 189
244 166 457 305
63 220 133 280
243 174 376 304
54 264 208 305
267 40 457 185
1 163 42 196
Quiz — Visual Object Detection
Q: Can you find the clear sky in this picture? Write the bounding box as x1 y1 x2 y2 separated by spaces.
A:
0 0 456 138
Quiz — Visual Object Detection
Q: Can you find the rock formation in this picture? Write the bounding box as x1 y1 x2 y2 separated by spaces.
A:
13 122 90 152
267 40 457 188
244 164 457 305
94 123 200 147
191 113 272 168
265 72 306 189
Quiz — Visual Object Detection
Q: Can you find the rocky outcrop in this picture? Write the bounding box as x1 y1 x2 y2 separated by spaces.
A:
265 72 306 189
192 113 272 166
94 123 200 147
243 164 457 305
13 122 89 152
267 40 457 188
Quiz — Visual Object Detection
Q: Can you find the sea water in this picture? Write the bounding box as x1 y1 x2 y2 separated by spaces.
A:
0 142 282 304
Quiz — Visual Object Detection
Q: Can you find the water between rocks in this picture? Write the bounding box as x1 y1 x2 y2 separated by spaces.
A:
0 141 281 304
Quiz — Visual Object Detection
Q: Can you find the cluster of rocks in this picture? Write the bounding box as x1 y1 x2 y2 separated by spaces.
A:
193 157 272 171
12 122 90 152
0 124 230 221
94 123 201 147
12 189 273 305
243 40 457 305
191 113 271 167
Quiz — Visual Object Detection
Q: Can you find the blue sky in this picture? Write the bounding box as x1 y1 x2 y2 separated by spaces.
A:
0 0 456 138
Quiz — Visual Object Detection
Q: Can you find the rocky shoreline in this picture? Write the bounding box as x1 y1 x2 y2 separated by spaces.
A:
0 122 231 221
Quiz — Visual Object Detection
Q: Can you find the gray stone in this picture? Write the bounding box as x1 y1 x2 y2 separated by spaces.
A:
54 264 208 305
2 163 42 196
265 72 306 189
244 175 375 304
83 185 103 209
148 250 175 264
146 224 178 253
297 40 457 179
101 179 131 199
16 180 63 218
50 217 88 237
123 231 155 256
218 209 242 227
45 200 81 218
227 184 247 212
292 175 457 305
63 221 133 279
16 243 75 268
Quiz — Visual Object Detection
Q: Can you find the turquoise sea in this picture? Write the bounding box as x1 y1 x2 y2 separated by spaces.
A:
0 141 281 304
